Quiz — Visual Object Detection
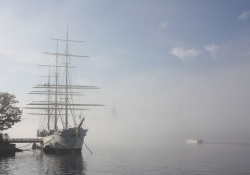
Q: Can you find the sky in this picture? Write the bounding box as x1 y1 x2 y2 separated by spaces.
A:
2 0 250 146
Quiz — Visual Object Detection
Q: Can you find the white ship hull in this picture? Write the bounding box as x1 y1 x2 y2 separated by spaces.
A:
42 128 88 153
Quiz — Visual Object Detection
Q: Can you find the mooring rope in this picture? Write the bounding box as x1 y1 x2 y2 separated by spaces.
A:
43 137 54 145
83 142 93 154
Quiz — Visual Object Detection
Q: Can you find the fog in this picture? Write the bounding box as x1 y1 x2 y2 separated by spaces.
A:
84 62 250 146
2 1 250 148
9 60 250 148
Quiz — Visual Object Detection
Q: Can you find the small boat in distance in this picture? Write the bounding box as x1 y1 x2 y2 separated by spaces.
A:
197 140 204 143
186 139 204 144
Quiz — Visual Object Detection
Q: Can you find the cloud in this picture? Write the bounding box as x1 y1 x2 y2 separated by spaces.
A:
170 47 200 61
159 21 168 29
205 43 219 60
239 11 250 20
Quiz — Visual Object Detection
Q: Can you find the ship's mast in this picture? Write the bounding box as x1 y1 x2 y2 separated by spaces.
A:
48 68 51 130
38 70 53 130
54 40 59 131
25 28 105 133
65 26 69 129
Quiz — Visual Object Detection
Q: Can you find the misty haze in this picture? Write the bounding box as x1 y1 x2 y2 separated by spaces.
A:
1 0 250 175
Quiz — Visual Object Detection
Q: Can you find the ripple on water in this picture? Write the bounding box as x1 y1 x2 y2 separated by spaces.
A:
1 144 250 175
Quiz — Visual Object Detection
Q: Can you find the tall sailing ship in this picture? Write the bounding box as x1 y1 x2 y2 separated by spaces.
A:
24 28 104 153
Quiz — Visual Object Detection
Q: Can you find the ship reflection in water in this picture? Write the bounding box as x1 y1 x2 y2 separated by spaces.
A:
44 152 87 174
0 151 87 174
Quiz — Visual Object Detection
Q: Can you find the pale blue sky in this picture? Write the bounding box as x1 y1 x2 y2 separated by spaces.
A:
2 0 250 143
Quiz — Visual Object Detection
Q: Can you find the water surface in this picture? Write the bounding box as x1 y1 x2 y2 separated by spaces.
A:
1 143 250 175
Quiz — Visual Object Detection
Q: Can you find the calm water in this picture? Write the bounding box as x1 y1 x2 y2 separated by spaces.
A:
1 143 250 175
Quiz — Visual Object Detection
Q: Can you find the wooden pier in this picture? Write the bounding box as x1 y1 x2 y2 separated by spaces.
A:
7 138 43 143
